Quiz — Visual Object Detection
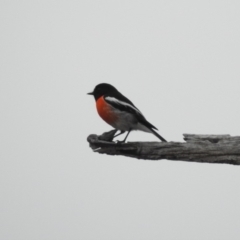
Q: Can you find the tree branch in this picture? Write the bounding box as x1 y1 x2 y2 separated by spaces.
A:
87 130 240 165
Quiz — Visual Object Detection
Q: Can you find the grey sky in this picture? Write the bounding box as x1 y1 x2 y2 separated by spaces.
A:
1 1 240 239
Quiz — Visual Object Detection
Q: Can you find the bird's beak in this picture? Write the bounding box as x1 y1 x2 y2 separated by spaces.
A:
87 92 93 95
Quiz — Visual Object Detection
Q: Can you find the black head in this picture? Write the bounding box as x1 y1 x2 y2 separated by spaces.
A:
87 83 118 100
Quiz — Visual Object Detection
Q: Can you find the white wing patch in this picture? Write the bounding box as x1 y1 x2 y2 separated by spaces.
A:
105 96 142 114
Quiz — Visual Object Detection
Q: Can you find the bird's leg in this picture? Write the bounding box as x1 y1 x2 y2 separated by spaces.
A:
117 129 132 143
113 130 125 138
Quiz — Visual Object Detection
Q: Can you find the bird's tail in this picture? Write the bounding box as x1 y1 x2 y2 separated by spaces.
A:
138 119 167 142
150 128 167 142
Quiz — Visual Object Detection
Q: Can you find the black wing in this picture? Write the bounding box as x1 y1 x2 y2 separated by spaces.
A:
104 93 158 131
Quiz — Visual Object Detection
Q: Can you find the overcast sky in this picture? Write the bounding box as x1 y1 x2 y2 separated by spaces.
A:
1 1 240 239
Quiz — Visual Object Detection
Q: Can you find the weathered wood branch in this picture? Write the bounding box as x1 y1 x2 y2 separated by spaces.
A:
87 130 240 165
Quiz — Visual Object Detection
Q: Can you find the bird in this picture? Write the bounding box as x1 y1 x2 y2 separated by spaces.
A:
88 83 167 143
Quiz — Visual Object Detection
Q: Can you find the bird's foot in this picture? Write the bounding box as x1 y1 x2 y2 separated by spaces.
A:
116 140 126 144
98 129 118 142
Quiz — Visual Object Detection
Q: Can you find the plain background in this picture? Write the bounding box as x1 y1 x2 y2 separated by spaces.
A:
1 1 240 239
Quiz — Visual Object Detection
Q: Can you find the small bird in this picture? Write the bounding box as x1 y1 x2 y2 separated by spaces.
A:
88 83 167 142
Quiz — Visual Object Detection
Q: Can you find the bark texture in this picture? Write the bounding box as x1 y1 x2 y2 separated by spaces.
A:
87 130 240 165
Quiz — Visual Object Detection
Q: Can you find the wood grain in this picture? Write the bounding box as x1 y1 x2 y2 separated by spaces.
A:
87 130 240 165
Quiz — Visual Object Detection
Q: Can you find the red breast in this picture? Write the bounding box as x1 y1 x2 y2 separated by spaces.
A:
96 96 118 125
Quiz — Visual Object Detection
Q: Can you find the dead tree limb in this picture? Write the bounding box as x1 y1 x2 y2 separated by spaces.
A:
87 130 240 165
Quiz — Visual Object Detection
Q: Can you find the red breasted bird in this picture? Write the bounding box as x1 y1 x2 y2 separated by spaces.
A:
88 83 167 142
